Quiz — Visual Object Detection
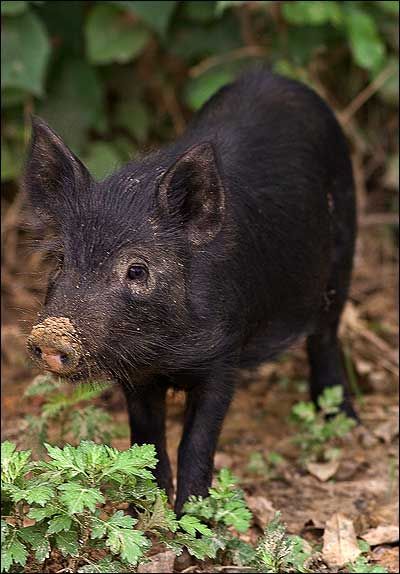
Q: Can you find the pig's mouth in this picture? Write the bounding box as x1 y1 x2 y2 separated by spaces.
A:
55 359 114 385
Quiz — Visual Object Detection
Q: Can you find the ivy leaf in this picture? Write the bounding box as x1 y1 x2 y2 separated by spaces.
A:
86 4 150 65
178 515 212 537
47 515 73 534
55 529 80 557
1 9 50 96
58 483 105 514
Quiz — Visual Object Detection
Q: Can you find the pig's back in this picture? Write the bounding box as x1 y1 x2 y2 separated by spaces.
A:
187 69 355 355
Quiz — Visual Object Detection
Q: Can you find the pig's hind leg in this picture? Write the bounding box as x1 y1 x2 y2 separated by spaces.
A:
306 181 358 420
306 320 358 420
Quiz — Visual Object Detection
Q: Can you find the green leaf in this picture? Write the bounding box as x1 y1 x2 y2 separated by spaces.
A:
318 385 343 414
107 511 137 530
114 99 150 144
1 442 31 483
216 0 248 15
290 401 317 423
283 1 343 26
18 526 50 563
1 139 17 182
106 528 150 565
181 1 216 22
86 4 150 65
113 1 177 36
225 537 257 567
83 142 122 181
345 7 386 72
1 10 50 96
38 58 104 154
1 536 28 572
102 443 157 481
214 499 252 532
178 515 212 536
58 483 105 514
171 16 241 61
22 484 54 505
47 515 72 534
24 374 60 398
55 529 80 557
377 1 399 14
28 504 58 522
1 2 28 15
346 555 388 573
185 67 235 110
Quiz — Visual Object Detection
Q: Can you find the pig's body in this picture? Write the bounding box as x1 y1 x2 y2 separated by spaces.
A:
26 70 356 513
174 71 355 366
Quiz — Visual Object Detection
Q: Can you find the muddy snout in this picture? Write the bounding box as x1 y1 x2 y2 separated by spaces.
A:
27 317 82 375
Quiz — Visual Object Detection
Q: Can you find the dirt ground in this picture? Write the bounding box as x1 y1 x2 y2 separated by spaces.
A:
1 225 399 573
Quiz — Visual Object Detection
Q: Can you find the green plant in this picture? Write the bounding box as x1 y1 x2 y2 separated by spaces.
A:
246 451 285 480
346 555 388 573
1 1 398 190
289 386 357 464
23 374 128 451
254 512 311 573
182 468 255 565
1 440 218 573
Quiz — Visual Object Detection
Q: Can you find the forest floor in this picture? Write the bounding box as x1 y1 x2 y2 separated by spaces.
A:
2 226 399 573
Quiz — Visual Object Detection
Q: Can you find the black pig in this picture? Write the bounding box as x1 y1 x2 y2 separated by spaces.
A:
26 69 357 513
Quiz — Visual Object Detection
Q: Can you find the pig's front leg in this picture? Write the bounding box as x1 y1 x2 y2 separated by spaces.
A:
175 372 235 515
124 381 173 501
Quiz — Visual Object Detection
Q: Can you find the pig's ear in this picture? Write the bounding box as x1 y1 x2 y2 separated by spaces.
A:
158 143 225 246
24 116 90 217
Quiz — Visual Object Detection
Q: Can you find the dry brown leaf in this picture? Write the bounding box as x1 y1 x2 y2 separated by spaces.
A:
245 495 277 529
362 525 400 546
322 513 361 568
307 460 339 482
373 420 399 444
137 550 176 573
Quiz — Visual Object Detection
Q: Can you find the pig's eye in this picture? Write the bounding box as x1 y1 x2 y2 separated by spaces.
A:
127 264 148 282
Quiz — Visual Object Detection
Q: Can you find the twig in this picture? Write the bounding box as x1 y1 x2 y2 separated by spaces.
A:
341 64 397 124
189 46 267 78
163 85 186 135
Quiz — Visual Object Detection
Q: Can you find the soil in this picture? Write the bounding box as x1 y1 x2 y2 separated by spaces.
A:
1 226 399 573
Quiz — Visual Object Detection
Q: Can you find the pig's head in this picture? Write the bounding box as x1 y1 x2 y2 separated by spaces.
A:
25 117 225 385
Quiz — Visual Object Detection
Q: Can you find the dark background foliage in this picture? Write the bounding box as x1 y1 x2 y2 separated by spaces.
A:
1 0 398 196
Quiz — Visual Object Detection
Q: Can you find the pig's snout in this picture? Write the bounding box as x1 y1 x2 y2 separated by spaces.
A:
27 316 82 375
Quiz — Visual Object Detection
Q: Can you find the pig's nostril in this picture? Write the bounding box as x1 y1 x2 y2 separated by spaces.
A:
32 345 42 358
60 353 69 365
